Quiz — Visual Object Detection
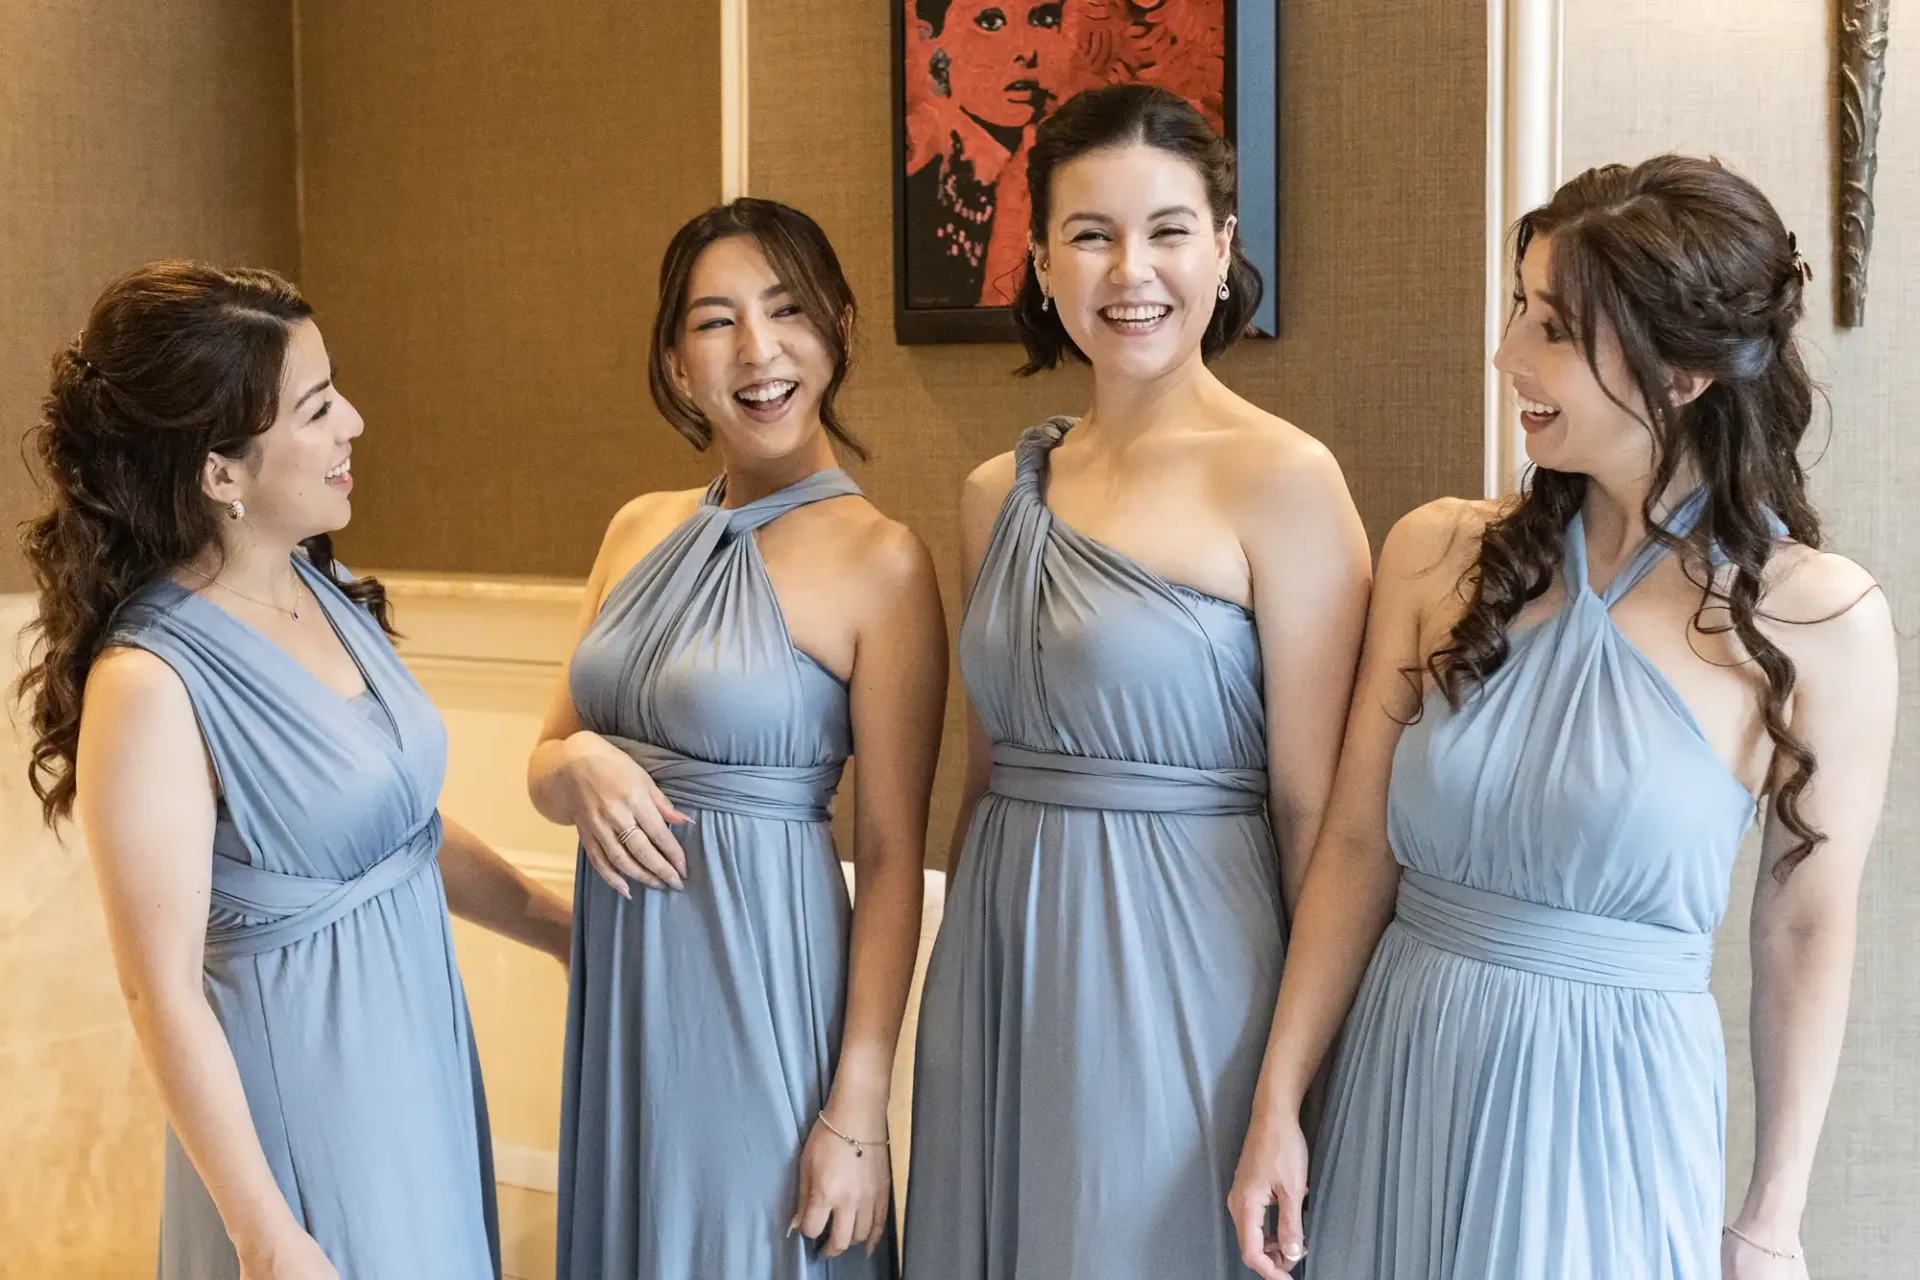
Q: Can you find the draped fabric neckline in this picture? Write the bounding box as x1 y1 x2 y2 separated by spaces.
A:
596 468 857 691
979 415 1254 622
152 554 405 756
1445 487 1758 808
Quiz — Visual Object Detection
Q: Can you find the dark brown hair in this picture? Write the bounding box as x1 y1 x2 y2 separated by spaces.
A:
647 198 868 460
15 260 389 824
1013 83 1262 374
1429 155 1829 875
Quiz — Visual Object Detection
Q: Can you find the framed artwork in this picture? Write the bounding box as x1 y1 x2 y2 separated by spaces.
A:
891 0 1278 344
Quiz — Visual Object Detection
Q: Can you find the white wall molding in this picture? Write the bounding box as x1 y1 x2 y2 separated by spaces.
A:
499 846 576 892
1484 0 1565 498
720 0 750 200
493 1141 559 1195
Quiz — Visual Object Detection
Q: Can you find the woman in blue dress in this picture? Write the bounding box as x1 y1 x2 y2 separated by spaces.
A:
905 85 1372 1280
1230 157 1897 1279
17 262 573 1279
529 199 946 1280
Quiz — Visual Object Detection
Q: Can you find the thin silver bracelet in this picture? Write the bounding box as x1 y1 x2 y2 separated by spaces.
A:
1723 1224 1802 1261
817 1111 890 1158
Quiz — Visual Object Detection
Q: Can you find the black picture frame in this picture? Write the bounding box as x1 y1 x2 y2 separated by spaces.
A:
890 0 1278 346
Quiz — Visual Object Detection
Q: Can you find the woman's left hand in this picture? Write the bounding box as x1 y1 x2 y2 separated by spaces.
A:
1722 1226 1809 1280
790 1109 891 1258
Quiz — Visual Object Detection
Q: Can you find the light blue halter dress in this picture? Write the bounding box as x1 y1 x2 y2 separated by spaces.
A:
110 557 499 1280
1305 491 1760 1279
556 468 897 1280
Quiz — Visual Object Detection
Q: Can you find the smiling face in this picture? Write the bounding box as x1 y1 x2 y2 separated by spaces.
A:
1034 142 1233 383
667 234 838 465
942 0 1071 130
1494 232 1667 480
202 318 362 542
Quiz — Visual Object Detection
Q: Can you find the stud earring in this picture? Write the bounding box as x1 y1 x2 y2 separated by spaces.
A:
227 500 245 520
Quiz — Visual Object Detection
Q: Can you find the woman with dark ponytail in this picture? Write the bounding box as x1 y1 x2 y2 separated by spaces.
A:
1230 157 1896 1280
906 85 1372 1279
17 261 571 1279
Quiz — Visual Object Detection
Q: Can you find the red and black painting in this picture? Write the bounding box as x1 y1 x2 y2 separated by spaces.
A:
893 0 1261 344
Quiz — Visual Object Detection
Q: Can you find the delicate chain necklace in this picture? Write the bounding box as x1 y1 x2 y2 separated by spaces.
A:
183 567 305 621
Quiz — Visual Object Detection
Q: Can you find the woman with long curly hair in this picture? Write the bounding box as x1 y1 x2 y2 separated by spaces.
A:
16 261 571 1279
1228 156 1897 1280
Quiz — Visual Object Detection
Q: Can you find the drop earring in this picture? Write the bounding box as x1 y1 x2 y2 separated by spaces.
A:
1218 278 1231 301
1041 293 1051 313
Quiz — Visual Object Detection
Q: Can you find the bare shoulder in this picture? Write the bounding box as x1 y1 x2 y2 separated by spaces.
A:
1760 542 1895 669
1211 403 1338 482
81 645 201 761
603 487 704 551
86 645 192 720
1381 496 1500 589
963 450 1019 518
821 497 940 592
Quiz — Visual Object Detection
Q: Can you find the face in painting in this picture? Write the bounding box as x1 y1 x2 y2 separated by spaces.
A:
940 0 1072 131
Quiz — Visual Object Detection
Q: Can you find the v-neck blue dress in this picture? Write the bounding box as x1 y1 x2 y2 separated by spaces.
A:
110 556 499 1280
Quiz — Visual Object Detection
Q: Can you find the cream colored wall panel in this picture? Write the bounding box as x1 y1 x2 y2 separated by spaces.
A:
1563 0 1919 1268
0 595 163 1272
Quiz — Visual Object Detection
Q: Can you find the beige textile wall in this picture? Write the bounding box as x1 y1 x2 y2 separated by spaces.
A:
750 0 1487 856
0 3 300 1269
297 0 724 576
0 4 300 587
1562 0 1920 1268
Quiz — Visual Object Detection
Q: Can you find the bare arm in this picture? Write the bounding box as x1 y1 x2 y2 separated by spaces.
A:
77 648 335 1277
1238 444 1372 917
436 814 571 965
942 452 1017 880
794 525 950 1257
526 496 691 897
1727 562 1896 1270
1230 502 1470 1276
829 527 947 1123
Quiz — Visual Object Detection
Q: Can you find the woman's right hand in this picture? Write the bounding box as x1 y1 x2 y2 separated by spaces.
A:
237 1228 338 1280
556 730 690 897
1228 1108 1312 1279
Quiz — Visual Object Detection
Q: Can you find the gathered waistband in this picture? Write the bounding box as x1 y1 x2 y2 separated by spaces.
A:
1392 870 1713 993
987 743 1267 816
605 735 842 823
206 810 443 960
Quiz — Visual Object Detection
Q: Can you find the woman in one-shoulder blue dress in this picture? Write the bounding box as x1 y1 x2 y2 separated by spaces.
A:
532 201 945 1280
21 263 571 1279
1229 157 1896 1280
905 87 1372 1280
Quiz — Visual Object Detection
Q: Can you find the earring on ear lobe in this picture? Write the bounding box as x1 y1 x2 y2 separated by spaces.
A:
1218 278 1231 301
1041 293 1051 313
227 500 245 520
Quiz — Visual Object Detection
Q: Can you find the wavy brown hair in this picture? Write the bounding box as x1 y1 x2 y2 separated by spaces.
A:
1428 156 1829 877
15 260 390 825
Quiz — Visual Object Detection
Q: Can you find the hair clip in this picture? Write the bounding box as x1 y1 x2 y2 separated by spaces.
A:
1786 232 1814 284
73 332 103 380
